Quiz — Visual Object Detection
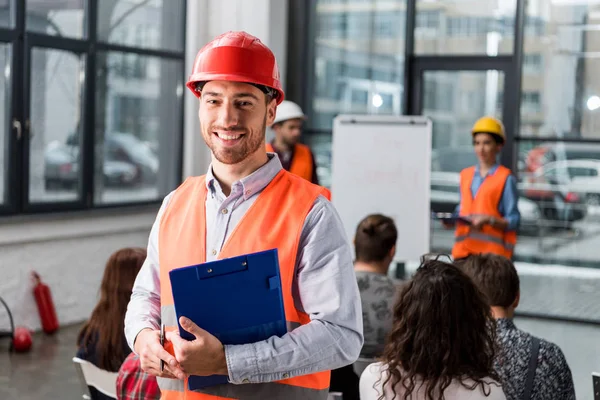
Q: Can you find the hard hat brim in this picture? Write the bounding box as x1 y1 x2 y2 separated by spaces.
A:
186 73 285 105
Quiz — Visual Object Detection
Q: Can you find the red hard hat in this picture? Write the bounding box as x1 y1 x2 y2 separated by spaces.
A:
186 31 285 104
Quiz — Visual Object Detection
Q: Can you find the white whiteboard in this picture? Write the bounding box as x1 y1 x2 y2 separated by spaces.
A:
331 115 432 262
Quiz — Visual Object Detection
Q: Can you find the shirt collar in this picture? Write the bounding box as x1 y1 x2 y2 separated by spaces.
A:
475 163 499 177
205 153 283 200
496 318 517 331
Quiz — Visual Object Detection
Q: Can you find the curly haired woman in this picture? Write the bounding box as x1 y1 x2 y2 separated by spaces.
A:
359 257 506 400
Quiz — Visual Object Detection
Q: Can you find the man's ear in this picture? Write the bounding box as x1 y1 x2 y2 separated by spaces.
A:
266 98 277 127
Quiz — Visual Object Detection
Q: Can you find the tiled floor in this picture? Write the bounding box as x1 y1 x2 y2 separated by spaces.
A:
0 322 85 400
1 318 599 400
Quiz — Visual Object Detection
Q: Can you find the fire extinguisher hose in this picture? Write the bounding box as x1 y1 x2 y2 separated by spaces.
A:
0 295 15 338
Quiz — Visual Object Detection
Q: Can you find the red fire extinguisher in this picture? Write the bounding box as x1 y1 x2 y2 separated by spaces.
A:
32 272 59 334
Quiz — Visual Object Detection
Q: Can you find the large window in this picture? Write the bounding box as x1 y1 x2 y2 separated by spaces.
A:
296 0 600 329
415 0 516 55
1 0 185 215
309 0 407 131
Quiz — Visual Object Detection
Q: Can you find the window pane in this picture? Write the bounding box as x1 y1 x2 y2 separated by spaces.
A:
26 0 85 38
0 0 13 28
521 1 600 138
425 70 504 251
29 48 84 203
95 52 182 204
415 0 516 55
515 140 600 321
98 0 184 51
310 0 406 130
0 44 9 204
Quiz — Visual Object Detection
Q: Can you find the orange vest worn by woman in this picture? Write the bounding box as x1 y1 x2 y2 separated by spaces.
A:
157 170 331 400
452 165 517 260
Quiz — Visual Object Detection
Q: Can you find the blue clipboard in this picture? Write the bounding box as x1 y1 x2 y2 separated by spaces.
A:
168 249 287 391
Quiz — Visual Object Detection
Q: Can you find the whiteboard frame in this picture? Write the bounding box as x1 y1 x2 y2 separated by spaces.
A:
330 114 433 263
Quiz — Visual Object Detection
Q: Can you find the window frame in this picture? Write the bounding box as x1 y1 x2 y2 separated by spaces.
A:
1 0 186 216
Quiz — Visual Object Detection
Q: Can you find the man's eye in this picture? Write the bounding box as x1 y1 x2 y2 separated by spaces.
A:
238 101 252 107
206 99 218 104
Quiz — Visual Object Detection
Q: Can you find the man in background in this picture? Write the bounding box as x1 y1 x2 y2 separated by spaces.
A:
267 100 320 185
456 253 575 400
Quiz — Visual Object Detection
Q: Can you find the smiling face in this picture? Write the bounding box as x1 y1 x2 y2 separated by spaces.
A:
199 80 277 165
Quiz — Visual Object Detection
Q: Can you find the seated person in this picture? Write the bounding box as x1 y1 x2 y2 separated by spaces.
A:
76 247 147 400
329 214 398 400
116 352 160 400
456 253 575 400
360 257 506 400
353 214 398 359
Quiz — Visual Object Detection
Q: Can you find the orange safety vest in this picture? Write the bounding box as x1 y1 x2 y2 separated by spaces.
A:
157 170 331 400
452 165 517 260
266 143 332 201
266 143 314 182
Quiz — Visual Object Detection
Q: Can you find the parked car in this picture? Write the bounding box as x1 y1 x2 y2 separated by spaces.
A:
44 143 78 190
524 159 600 206
44 142 139 190
59 131 159 186
104 132 159 184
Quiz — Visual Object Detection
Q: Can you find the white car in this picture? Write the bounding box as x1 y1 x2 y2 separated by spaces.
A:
527 159 600 206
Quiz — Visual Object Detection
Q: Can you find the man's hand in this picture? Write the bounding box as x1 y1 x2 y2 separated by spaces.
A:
134 328 186 380
166 317 229 377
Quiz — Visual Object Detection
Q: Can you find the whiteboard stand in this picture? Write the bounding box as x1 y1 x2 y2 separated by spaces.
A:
330 115 432 266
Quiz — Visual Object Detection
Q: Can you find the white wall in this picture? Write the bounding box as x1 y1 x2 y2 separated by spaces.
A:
183 0 288 178
0 0 288 332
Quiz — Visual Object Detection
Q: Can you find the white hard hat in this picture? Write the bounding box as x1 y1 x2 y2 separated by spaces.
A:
272 100 306 125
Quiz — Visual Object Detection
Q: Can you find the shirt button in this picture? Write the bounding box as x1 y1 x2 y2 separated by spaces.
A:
282 373 289 379
245 190 251 196
221 208 228 214
211 249 217 256
242 378 250 384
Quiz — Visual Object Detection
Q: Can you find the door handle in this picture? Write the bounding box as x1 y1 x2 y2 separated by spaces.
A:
12 119 21 140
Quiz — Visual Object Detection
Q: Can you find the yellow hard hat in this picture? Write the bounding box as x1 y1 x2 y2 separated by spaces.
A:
471 116 505 143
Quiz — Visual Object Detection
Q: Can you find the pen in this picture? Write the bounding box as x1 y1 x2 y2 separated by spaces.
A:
160 323 165 372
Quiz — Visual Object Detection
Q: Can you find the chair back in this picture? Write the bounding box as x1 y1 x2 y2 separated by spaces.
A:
73 356 118 399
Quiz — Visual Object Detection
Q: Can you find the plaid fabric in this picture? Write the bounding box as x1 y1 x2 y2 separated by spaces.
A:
117 352 161 400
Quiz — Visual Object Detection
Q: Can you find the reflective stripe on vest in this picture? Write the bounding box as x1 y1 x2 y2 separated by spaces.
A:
158 170 330 400
452 165 517 259
266 143 313 182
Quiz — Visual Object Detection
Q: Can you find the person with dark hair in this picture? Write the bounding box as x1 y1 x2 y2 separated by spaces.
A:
330 214 399 400
456 254 575 400
77 247 148 400
443 116 520 260
354 214 398 358
360 257 506 400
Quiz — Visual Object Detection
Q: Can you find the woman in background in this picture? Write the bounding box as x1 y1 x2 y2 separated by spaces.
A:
360 257 506 400
76 247 147 400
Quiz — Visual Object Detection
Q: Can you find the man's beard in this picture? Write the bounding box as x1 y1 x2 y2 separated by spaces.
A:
204 117 266 165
